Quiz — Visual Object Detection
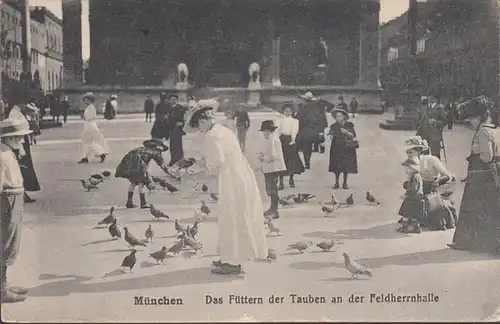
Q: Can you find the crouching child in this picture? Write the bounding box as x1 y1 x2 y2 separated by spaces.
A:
258 120 286 219
398 158 424 234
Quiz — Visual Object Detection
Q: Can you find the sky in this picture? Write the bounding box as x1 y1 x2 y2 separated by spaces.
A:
30 0 409 60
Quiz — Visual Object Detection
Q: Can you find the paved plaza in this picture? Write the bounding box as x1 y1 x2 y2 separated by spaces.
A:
3 112 500 322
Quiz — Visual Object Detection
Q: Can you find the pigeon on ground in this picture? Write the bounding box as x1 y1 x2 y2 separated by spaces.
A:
293 193 316 204
342 253 373 279
102 171 111 177
317 240 335 252
108 218 121 239
97 207 115 226
89 174 104 186
180 234 203 251
167 240 184 255
201 184 208 192
149 205 170 220
286 241 312 253
80 180 98 191
366 191 380 205
145 225 154 243
209 193 219 202
194 209 209 223
266 219 281 236
152 176 179 194
175 157 196 170
150 246 167 264
267 248 277 262
123 227 147 247
279 197 295 206
188 221 199 238
200 201 210 215
346 194 354 207
121 249 137 272
322 205 337 217
174 219 187 234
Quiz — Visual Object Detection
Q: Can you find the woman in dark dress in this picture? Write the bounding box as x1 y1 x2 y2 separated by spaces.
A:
328 108 358 189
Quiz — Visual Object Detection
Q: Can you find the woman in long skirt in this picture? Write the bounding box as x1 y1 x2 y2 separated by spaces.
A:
184 99 268 275
275 102 304 189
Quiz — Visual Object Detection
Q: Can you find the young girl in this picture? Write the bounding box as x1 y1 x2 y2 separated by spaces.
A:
398 154 424 234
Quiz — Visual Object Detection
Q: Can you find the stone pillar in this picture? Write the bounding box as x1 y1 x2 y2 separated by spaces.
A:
357 7 381 88
62 0 83 86
272 35 282 87
21 0 31 74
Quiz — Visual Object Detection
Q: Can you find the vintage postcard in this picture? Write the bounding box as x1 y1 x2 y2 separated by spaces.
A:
0 0 499 322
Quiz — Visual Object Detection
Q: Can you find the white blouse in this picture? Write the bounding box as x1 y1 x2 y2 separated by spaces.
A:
419 154 452 182
276 116 299 143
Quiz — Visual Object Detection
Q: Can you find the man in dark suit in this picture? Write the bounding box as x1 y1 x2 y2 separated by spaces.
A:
165 94 187 166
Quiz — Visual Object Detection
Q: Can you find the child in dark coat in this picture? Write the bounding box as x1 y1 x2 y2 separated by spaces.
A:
398 157 424 234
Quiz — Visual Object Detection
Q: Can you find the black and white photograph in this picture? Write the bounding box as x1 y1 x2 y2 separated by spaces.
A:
0 0 499 321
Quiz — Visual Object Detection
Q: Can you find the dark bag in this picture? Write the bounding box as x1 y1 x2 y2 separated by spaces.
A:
345 139 359 149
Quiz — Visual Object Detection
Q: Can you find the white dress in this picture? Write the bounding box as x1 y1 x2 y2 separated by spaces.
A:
80 103 111 158
201 123 268 264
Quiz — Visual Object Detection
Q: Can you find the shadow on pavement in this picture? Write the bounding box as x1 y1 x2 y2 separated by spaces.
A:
303 223 408 240
81 238 116 246
289 248 497 271
28 267 242 297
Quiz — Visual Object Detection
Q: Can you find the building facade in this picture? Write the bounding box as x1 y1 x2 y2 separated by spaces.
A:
1 1 63 93
380 0 500 103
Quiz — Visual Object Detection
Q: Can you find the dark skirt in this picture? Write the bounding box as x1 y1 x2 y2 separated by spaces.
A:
279 135 305 175
296 129 317 152
115 153 149 185
328 141 358 174
169 127 184 166
398 195 424 220
16 141 40 192
451 169 500 255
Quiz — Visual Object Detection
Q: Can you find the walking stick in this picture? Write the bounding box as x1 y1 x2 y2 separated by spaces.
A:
441 138 448 163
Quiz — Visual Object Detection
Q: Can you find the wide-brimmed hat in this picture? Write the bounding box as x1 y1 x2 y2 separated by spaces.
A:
0 118 33 138
143 138 169 152
259 120 278 131
183 99 219 132
331 108 350 120
405 136 427 151
298 92 319 102
82 92 95 102
457 95 496 120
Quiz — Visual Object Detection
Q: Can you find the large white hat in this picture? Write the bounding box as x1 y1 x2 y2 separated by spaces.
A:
82 92 95 101
183 98 219 133
0 118 33 137
299 91 319 102
405 136 428 151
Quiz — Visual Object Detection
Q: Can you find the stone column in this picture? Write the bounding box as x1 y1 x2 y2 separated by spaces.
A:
272 35 282 87
62 0 83 86
357 7 381 88
21 0 31 74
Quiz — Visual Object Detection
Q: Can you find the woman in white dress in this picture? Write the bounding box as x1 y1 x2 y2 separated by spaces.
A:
183 99 268 275
78 92 111 164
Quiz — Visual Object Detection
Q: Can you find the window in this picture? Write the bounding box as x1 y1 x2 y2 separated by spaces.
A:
416 37 426 54
387 47 399 62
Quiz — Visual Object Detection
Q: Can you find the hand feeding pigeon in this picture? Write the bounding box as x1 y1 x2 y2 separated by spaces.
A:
145 225 154 243
121 249 137 272
150 246 167 264
342 253 373 279
200 200 210 215
346 194 354 207
267 248 277 262
209 193 219 202
80 180 98 191
286 241 312 253
167 240 184 255
108 218 121 239
201 184 208 192
266 218 281 236
97 207 115 226
149 204 170 220
123 227 147 247
317 240 335 252
366 191 380 205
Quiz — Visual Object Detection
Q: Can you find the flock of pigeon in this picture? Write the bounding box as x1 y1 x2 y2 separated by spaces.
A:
79 170 380 279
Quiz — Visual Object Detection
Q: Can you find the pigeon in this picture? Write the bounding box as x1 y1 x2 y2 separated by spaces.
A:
97 207 115 226
346 194 354 207
200 201 210 215
174 219 187 234
149 205 170 220
267 248 277 262
188 221 199 238
210 193 219 202
123 227 147 247
102 171 111 177
322 205 336 217
342 253 373 279
89 174 104 186
108 218 121 239
366 191 380 205
201 184 208 192
80 180 98 191
152 176 179 193
286 241 312 253
175 157 196 170
266 219 281 236
145 225 154 243
121 249 137 272
150 246 167 264
167 240 184 255
181 234 203 251
293 193 316 204
317 240 335 252
278 197 295 206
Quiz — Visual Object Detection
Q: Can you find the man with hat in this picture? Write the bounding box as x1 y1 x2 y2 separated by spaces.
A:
416 96 446 160
0 118 33 303
296 91 328 169
165 93 188 166
115 138 171 208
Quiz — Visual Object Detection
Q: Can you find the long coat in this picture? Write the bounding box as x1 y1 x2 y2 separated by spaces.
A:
296 102 328 150
201 124 268 264
166 104 187 165
328 121 358 174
